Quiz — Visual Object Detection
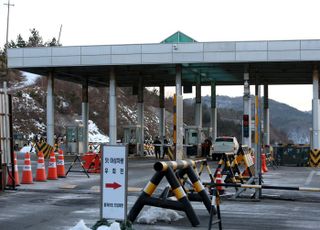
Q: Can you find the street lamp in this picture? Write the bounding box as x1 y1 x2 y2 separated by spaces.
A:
4 0 14 49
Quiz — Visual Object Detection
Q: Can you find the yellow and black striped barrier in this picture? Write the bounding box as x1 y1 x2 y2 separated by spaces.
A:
35 141 54 159
128 159 213 227
309 149 320 167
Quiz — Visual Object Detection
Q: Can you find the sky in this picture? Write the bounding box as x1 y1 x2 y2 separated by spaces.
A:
1 0 318 111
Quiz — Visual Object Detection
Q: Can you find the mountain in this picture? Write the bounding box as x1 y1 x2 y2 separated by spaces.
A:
199 95 311 144
7 73 311 145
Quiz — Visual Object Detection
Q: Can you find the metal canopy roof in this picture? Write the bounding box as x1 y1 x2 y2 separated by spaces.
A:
7 35 320 87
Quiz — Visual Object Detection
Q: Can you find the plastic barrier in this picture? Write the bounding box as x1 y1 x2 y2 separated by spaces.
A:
128 159 215 227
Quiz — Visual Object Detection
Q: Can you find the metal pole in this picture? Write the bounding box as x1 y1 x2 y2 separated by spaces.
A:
109 68 117 145
47 72 54 146
82 79 89 153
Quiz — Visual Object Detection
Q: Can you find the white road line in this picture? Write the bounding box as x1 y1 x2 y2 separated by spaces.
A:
305 170 316 185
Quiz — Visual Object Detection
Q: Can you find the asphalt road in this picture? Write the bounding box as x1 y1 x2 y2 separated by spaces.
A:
0 157 320 230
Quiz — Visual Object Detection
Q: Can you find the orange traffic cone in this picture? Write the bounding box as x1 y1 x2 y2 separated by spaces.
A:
7 152 20 186
57 149 66 178
215 168 224 195
261 153 268 173
35 151 46 182
47 151 58 180
21 152 33 184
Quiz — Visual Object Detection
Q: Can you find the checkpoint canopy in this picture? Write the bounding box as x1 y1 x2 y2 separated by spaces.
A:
7 32 320 88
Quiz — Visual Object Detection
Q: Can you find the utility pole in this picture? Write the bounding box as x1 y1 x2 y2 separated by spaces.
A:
4 0 15 49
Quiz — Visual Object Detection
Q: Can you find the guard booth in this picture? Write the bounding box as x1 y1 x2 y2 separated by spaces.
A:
66 125 84 155
13 133 26 151
123 125 141 155
185 126 202 156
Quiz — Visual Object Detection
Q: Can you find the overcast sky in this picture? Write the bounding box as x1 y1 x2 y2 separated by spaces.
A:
1 0 318 111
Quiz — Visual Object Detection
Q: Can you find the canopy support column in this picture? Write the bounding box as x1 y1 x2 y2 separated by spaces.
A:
82 79 89 153
243 73 252 148
137 77 144 156
175 65 183 160
195 75 202 156
46 72 54 146
159 85 165 156
109 68 117 145
263 83 270 146
210 81 217 141
312 65 320 149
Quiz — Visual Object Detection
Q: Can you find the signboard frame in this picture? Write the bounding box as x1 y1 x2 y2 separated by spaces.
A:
101 144 128 221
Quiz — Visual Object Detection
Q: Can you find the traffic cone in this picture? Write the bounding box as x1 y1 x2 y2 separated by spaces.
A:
21 152 33 184
7 152 20 186
35 151 46 182
57 149 66 178
261 153 268 173
215 168 224 195
47 151 58 180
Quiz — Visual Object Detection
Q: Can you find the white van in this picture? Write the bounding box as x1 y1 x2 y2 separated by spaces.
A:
211 136 239 160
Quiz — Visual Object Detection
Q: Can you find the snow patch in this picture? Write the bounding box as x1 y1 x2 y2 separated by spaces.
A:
69 220 91 230
69 220 121 230
19 145 36 153
22 72 41 86
88 120 109 143
97 222 121 230
137 207 184 224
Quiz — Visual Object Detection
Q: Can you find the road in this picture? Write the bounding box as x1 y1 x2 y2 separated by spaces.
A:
0 157 320 229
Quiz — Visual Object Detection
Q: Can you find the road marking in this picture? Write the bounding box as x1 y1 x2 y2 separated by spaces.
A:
128 187 143 192
59 184 77 189
305 170 316 185
91 186 100 192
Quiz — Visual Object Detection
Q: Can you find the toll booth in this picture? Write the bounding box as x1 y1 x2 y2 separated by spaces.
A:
184 126 202 156
123 125 141 155
66 125 84 154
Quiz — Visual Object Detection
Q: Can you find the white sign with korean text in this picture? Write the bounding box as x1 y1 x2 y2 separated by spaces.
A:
102 145 128 220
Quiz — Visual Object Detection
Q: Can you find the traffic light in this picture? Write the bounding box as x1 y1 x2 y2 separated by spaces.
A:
243 114 249 138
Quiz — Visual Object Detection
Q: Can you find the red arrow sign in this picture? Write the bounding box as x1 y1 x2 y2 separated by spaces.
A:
105 182 121 190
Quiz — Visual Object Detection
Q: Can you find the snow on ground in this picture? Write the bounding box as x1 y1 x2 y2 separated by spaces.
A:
19 145 36 153
21 72 41 86
137 207 184 224
69 220 121 230
11 72 41 90
88 120 109 143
